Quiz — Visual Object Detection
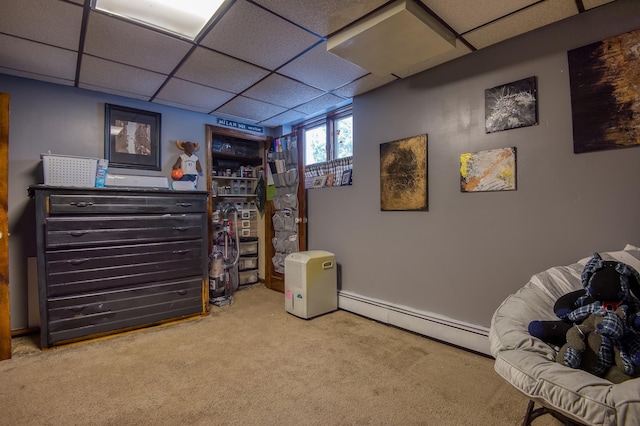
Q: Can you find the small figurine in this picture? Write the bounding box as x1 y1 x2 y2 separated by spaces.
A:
173 140 202 182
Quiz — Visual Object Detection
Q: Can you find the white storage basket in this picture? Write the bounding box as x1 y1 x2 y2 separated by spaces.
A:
41 154 98 187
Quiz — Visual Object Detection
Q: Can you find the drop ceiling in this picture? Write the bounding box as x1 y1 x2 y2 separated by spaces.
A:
0 0 616 129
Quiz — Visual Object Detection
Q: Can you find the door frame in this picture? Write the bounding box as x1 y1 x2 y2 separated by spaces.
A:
0 93 11 360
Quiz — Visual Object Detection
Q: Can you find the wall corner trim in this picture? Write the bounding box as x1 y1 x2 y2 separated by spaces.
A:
337 290 491 356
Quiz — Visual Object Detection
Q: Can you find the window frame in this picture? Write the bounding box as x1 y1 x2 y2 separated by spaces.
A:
295 104 352 166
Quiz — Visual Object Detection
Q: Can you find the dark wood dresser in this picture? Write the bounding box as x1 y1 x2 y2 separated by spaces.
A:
29 185 209 348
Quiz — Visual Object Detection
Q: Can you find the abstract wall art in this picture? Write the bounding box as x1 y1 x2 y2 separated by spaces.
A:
460 147 516 193
380 134 428 211
568 28 640 153
485 77 538 133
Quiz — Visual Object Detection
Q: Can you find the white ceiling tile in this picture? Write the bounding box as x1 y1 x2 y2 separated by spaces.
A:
463 0 578 49
422 0 538 34
258 109 307 126
79 55 166 99
252 0 390 37
84 12 193 74
583 0 616 9
294 93 348 115
243 74 325 108
215 96 287 122
0 0 83 50
152 99 211 114
332 73 398 98
393 41 473 78
278 43 368 91
154 78 235 112
200 0 320 70
175 47 270 93
0 34 77 82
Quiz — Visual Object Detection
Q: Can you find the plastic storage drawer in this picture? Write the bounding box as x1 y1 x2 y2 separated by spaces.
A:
238 256 258 271
239 269 259 285
239 240 258 256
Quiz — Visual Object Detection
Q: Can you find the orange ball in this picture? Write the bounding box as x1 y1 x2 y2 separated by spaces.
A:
171 168 184 180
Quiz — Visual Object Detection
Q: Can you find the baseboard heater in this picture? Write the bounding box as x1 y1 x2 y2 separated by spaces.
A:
337 290 490 356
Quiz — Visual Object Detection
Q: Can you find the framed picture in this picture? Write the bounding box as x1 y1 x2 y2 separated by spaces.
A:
485 76 538 133
341 169 352 186
105 104 161 170
568 28 640 153
460 147 517 192
312 175 327 188
324 173 335 187
380 134 428 211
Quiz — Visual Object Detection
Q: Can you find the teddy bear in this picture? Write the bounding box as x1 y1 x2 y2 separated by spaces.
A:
556 305 637 383
528 253 640 379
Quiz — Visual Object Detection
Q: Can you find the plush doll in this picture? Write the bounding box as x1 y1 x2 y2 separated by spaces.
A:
172 141 202 182
528 253 640 378
556 307 637 383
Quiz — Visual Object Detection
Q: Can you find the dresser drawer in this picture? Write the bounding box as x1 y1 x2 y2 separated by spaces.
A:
45 214 204 248
46 277 203 345
46 240 204 297
48 194 207 215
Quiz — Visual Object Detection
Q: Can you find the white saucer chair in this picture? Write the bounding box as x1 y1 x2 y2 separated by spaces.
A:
489 244 640 426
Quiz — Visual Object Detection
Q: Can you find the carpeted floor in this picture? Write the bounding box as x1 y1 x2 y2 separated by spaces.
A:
2 284 561 425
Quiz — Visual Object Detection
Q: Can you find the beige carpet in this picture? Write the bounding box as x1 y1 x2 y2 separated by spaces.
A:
2 284 561 425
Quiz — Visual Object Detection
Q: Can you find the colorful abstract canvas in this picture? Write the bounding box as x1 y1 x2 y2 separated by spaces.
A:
460 147 516 192
568 28 640 153
380 134 428 211
485 77 538 133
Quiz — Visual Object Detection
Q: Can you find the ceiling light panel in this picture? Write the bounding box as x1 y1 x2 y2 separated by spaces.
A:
93 0 224 39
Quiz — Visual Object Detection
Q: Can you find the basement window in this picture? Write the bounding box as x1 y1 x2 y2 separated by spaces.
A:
297 105 353 188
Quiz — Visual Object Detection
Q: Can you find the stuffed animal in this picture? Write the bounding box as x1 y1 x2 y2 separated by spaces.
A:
556 306 636 383
172 141 202 182
528 253 640 380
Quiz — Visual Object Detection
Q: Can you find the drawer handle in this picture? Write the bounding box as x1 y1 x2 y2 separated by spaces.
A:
172 249 189 255
177 289 188 295
173 227 188 232
70 305 87 312
69 201 94 208
177 202 192 208
68 258 88 265
69 231 87 237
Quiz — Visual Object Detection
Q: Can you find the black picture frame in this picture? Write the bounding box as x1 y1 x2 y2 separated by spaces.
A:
341 169 352 186
105 104 161 170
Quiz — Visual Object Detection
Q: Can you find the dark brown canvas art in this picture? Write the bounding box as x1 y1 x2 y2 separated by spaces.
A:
380 134 428 211
568 28 640 153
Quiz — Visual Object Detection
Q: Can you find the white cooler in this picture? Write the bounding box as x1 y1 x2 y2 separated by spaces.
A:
284 250 337 319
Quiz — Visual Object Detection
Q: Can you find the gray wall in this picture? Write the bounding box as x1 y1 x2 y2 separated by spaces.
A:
307 0 640 328
0 76 270 330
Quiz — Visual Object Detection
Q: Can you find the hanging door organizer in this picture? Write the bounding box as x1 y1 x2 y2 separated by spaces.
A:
269 135 299 274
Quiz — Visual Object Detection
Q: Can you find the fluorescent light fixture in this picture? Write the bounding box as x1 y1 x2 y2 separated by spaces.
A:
327 0 456 76
93 0 225 40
